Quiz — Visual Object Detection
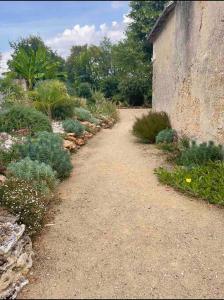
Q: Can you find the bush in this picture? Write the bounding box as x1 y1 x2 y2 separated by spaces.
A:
33 80 72 119
77 82 92 99
0 105 52 134
88 93 119 121
62 119 85 136
177 141 223 166
19 132 73 179
100 76 119 98
155 162 224 205
156 129 176 144
132 111 171 143
119 76 149 106
51 99 75 120
0 77 25 102
73 107 93 121
7 157 58 194
0 144 21 169
0 178 47 235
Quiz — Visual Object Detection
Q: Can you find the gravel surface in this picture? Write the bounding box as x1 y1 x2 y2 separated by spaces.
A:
20 109 224 299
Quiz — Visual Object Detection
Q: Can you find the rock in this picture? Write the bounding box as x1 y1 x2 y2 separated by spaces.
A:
75 138 85 146
84 132 93 139
63 140 77 152
65 135 77 143
0 176 6 185
0 222 33 299
67 133 76 137
52 121 64 134
0 223 25 255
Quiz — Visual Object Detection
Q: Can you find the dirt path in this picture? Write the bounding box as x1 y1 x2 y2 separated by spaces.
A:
21 109 224 299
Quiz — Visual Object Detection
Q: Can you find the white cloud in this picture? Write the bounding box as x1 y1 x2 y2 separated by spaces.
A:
46 14 129 57
0 51 12 76
111 1 126 9
0 13 132 75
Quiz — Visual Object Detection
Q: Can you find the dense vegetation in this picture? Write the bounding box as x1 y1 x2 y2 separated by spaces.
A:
1 1 165 106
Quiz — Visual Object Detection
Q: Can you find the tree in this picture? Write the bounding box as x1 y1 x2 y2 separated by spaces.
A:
7 36 66 90
127 1 165 58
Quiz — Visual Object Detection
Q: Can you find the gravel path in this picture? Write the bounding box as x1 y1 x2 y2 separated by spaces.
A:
21 109 224 299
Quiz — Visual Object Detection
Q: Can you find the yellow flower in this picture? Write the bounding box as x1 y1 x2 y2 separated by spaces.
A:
186 178 192 183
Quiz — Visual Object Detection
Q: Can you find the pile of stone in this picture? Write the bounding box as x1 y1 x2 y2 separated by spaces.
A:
80 121 101 134
0 215 33 299
100 117 116 129
63 117 116 152
63 131 94 152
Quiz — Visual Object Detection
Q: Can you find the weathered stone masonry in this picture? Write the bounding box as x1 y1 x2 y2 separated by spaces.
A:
148 1 224 144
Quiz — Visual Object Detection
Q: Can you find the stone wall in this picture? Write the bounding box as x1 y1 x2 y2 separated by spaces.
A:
152 1 224 144
0 214 33 299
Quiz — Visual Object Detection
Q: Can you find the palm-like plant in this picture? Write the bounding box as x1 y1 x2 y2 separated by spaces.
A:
9 47 60 90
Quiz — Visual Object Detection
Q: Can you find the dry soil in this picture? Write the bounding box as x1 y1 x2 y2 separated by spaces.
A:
20 109 224 299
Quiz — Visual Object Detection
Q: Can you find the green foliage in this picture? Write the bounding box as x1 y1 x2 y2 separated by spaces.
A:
100 76 119 98
77 82 92 99
0 144 20 169
7 35 65 90
155 162 224 205
51 99 75 120
156 143 177 153
7 157 58 194
0 105 52 134
156 128 176 144
33 80 73 119
0 77 25 102
62 119 85 136
19 132 73 179
118 75 149 106
127 1 165 58
88 92 119 121
177 141 224 167
73 107 92 122
132 111 171 143
0 178 47 235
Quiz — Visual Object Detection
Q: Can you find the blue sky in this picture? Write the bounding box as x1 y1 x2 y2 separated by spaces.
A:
0 1 130 72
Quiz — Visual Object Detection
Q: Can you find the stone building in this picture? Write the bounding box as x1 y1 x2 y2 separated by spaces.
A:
148 1 224 144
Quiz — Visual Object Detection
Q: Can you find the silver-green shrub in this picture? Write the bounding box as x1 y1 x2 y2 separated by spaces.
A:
7 157 58 194
18 132 73 179
62 119 85 136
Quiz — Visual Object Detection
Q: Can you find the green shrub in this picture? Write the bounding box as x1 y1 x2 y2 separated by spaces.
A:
0 77 25 102
0 105 52 134
62 119 85 136
88 93 119 121
132 111 171 143
100 76 119 99
19 132 73 179
73 107 92 122
7 157 58 194
155 162 224 205
119 76 148 106
156 129 176 144
0 145 21 169
177 141 223 166
77 82 92 99
0 178 47 235
33 80 72 119
51 99 75 120
156 143 177 153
